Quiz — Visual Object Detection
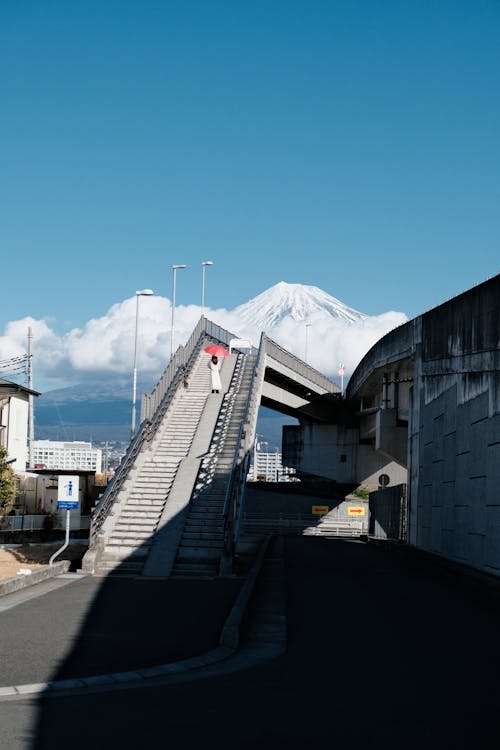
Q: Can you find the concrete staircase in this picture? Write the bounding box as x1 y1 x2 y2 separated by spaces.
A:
171 353 257 578
94 352 211 575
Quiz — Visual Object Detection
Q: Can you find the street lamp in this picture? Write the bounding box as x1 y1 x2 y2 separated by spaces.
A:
171 264 187 358
131 289 154 437
305 324 312 362
201 261 213 313
338 362 346 397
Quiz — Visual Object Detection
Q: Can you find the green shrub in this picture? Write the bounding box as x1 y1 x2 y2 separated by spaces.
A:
0 446 16 512
352 485 369 501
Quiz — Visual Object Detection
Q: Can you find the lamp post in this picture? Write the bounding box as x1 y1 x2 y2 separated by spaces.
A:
338 362 346 396
171 264 187 358
131 289 154 438
305 323 312 362
201 261 213 313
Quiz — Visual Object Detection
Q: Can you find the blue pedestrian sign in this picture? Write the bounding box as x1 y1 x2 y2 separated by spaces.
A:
57 475 79 510
58 500 78 510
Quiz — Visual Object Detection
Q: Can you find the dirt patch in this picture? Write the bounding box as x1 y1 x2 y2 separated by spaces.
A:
0 544 86 580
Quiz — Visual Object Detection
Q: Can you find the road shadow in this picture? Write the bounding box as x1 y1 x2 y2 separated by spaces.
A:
28 507 243 749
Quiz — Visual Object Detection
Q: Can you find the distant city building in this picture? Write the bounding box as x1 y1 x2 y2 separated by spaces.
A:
249 450 296 482
32 440 102 473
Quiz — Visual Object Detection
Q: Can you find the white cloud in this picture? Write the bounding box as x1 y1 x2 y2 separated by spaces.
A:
0 295 408 391
217 310 408 380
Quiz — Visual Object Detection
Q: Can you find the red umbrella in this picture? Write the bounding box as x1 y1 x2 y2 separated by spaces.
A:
204 344 229 357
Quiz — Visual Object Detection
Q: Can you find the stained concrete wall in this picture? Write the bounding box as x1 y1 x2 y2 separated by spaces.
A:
408 275 500 574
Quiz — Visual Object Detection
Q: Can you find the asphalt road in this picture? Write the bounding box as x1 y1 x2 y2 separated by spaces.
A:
2 536 500 749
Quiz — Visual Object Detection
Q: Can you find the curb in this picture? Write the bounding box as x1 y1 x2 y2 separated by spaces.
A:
0 536 273 699
0 646 235 698
0 560 71 597
219 535 272 649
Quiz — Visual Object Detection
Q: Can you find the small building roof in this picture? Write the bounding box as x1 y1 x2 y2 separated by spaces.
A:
0 377 41 397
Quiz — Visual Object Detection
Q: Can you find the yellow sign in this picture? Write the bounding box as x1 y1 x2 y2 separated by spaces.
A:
312 505 329 515
348 506 366 516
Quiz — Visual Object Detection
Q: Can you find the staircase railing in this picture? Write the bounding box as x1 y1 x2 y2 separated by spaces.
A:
89 318 336 552
89 423 150 545
222 333 267 562
262 335 339 393
141 317 246 423
89 316 247 545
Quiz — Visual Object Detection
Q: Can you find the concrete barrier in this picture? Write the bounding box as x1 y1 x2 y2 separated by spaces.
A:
0 560 71 597
219 535 272 650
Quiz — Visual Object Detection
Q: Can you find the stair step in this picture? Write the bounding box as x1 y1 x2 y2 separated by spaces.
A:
171 568 217 579
111 526 153 536
96 560 144 575
179 539 224 550
103 544 150 558
127 499 165 505
176 548 222 560
115 523 157 532
129 488 169 495
189 507 224 514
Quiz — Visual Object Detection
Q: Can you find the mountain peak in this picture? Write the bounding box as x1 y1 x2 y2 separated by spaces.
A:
232 281 366 330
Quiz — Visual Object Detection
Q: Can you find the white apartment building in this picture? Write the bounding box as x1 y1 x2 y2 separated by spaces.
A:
249 450 296 482
32 440 102 473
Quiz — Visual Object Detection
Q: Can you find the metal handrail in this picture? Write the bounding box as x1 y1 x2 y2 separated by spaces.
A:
89 423 150 543
141 317 257 423
262 335 338 393
90 316 246 544
221 329 338 559
222 332 267 556
89 317 336 553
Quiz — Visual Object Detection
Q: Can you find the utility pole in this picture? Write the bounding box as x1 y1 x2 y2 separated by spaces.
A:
104 441 109 476
27 327 34 469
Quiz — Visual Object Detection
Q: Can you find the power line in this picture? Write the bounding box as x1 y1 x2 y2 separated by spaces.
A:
0 354 30 379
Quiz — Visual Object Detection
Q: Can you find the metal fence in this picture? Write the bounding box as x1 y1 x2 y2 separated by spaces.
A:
243 512 365 537
368 484 407 541
0 515 91 532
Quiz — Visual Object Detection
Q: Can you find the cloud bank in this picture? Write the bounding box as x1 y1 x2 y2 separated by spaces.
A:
0 295 408 391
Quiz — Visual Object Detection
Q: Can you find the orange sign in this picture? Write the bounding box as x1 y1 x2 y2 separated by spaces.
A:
348 506 365 516
312 505 329 515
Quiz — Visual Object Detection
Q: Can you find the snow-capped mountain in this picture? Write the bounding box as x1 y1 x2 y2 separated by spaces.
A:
231 282 367 331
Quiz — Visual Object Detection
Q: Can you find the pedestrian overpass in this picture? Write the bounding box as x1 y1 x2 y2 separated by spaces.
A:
83 317 339 578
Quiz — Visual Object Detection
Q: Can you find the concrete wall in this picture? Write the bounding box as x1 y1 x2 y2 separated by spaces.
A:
408 275 500 574
283 421 406 490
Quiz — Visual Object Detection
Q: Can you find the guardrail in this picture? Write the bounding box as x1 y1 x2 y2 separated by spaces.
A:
243 512 365 536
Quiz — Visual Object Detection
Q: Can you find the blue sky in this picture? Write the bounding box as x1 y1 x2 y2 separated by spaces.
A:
1 0 499 338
